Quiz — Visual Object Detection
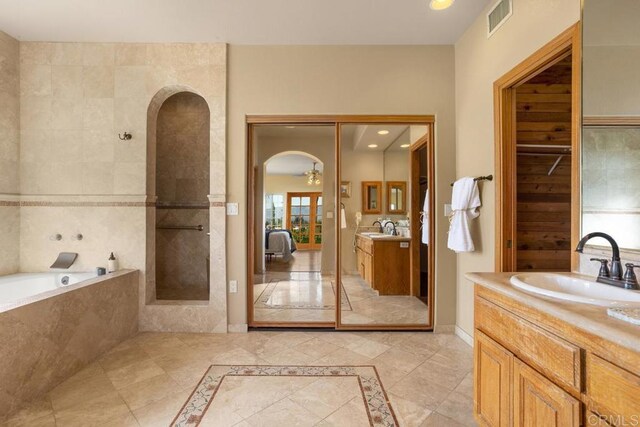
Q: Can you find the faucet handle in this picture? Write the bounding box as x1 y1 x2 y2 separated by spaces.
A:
590 258 610 278
623 263 640 290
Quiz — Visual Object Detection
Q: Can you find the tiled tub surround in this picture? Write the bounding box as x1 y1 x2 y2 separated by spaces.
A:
0 30 20 276
0 269 138 419
14 41 227 332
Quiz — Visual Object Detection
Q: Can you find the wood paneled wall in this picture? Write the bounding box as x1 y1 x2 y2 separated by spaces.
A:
515 56 572 271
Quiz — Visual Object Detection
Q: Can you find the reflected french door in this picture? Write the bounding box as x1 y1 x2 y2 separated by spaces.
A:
286 192 322 250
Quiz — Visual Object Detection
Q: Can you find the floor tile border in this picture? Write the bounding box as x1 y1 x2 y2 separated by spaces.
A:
171 365 398 427
254 280 353 311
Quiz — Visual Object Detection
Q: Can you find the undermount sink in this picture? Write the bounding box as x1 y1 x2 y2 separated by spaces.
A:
509 273 640 307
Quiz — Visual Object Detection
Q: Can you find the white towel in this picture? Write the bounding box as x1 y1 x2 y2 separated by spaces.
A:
447 177 481 253
421 189 429 244
340 208 347 229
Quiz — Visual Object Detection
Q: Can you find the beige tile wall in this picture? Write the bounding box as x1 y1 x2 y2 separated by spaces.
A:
15 41 227 333
0 270 138 419
0 31 20 275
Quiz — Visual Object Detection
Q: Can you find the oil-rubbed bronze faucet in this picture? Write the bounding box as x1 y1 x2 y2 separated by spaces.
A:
372 220 383 233
575 232 639 290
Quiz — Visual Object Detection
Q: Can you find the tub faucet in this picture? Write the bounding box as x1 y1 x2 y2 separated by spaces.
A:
50 252 78 269
575 232 638 290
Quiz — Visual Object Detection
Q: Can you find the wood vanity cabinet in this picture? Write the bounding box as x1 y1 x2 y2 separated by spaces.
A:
473 284 640 427
355 235 410 295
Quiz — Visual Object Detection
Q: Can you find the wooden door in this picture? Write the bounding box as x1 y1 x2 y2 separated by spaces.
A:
287 192 322 250
474 331 512 427
513 359 580 427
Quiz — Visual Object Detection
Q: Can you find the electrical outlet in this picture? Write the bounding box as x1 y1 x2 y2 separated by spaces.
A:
229 280 238 293
226 203 239 216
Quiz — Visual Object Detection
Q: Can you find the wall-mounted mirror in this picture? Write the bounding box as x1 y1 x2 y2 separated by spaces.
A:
582 0 640 252
361 181 382 214
386 181 406 214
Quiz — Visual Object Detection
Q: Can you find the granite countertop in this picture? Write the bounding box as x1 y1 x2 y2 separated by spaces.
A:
356 233 411 242
466 272 640 354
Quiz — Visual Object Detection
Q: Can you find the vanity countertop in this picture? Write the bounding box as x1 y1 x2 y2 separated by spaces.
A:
466 272 640 354
356 233 411 242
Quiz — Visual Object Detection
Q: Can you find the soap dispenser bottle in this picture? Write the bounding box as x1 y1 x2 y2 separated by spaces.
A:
107 252 118 273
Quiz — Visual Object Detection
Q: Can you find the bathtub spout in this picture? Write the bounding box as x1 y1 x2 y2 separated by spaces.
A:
50 252 78 269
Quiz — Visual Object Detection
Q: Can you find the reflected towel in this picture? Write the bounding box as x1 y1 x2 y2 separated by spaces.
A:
421 189 429 244
447 177 481 253
341 208 347 229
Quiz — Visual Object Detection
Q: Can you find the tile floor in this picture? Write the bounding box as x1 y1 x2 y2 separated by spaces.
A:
3 330 476 427
253 273 429 325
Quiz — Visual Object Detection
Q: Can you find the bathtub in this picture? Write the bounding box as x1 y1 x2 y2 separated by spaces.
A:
0 269 139 419
0 272 98 312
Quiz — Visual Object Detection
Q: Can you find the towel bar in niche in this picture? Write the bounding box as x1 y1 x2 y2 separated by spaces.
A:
450 175 493 186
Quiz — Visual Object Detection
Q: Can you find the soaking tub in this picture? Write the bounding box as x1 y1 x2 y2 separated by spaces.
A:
0 269 139 419
0 271 99 312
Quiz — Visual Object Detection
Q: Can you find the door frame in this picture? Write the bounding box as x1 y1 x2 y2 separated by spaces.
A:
247 115 435 329
494 23 582 272
410 132 435 323
286 191 323 250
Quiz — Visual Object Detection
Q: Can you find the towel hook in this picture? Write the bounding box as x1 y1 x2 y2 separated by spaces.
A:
118 132 132 141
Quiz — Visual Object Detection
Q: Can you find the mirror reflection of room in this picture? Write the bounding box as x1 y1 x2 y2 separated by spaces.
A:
340 124 430 325
252 125 337 323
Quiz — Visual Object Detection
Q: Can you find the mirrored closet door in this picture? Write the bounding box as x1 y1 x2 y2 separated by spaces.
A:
337 122 434 329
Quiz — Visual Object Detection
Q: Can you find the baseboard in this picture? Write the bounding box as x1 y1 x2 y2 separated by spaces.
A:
228 323 248 333
434 324 455 334
455 326 473 347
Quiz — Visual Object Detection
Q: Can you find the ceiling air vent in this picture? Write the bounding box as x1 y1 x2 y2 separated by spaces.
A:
487 0 513 38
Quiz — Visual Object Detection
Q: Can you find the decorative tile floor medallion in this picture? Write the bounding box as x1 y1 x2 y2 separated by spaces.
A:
255 280 353 311
172 365 397 426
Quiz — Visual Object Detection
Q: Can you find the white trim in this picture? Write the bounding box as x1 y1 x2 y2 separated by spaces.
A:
455 326 474 347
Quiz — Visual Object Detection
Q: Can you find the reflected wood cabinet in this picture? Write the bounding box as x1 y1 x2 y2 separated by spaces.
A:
473 284 640 427
355 234 410 295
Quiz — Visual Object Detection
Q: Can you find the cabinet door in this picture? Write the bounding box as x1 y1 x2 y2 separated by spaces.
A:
474 330 512 427
364 253 373 286
513 359 580 427
356 248 364 278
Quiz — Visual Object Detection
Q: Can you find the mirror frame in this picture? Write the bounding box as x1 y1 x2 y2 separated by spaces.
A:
245 115 435 331
361 181 383 214
386 181 407 214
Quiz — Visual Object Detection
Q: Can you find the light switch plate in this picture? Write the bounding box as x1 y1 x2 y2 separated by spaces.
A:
444 204 452 216
229 280 238 293
226 203 239 216
326 211 334 219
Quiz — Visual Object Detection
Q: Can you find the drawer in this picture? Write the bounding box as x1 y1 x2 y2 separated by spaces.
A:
476 297 581 393
586 353 640 421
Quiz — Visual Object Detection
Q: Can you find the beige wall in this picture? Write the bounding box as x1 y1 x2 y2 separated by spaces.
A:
228 45 457 329
14 41 228 333
454 0 580 336
0 31 20 275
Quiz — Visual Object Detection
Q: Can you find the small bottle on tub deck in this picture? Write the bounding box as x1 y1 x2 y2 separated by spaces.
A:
107 252 118 273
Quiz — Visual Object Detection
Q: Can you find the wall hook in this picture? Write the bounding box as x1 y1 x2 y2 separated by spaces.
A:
118 132 132 141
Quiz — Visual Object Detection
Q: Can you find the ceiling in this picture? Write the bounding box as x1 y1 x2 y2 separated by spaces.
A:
0 0 491 45
266 154 322 176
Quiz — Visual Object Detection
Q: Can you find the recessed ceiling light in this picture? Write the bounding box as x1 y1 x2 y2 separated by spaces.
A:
377 130 390 135
400 144 410 148
368 144 378 148
286 126 296 129
430 0 455 10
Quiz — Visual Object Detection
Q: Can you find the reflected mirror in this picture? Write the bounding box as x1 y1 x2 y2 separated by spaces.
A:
583 0 640 251
387 182 406 214
339 123 432 326
250 125 336 325
362 181 382 214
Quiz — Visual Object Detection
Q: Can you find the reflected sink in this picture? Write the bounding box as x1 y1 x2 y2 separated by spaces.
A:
510 273 640 307
360 232 385 237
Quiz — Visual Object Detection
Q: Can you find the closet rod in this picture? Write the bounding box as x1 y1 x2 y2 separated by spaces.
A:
516 144 572 149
